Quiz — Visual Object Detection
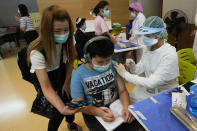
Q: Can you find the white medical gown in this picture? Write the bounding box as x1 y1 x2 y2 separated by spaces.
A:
130 12 146 38
129 12 146 63
122 42 180 103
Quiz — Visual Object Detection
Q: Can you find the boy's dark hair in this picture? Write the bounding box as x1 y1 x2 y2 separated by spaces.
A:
87 38 114 58
18 4 29 17
93 0 109 16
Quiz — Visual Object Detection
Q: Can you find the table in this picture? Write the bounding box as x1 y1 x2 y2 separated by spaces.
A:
0 27 20 58
128 79 197 131
113 41 144 64
114 43 144 53
0 26 20 47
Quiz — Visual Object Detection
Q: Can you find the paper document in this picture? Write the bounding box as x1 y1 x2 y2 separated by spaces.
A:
95 99 124 131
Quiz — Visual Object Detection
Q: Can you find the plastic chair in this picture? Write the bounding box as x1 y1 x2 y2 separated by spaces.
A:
73 58 86 70
177 48 197 65
178 59 197 85
73 59 78 70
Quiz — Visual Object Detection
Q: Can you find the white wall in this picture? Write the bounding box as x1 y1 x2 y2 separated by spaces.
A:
129 0 162 18
192 0 197 23
163 0 197 24
139 0 161 17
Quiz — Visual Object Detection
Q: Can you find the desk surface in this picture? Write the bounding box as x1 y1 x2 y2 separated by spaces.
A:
0 27 17 37
114 44 144 53
128 79 197 131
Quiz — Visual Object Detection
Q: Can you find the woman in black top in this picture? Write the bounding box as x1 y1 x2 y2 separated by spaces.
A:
74 17 89 61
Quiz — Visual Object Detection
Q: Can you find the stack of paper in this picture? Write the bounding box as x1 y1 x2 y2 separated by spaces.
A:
95 99 124 131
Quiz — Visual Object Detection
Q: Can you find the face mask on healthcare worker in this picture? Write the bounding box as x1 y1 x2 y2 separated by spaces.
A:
143 36 158 46
103 10 110 17
54 32 69 44
82 24 87 31
130 12 136 18
93 63 111 72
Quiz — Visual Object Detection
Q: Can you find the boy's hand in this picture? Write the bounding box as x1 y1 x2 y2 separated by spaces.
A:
122 108 135 123
101 108 115 122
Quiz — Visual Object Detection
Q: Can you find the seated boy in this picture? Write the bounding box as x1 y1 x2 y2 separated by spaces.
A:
70 36 142 131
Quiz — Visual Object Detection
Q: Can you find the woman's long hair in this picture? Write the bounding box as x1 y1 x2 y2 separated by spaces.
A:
18 4 29 17
27 5 76 66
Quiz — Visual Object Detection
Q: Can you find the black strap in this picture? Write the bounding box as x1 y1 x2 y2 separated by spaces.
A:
59 45 64 65
56 45 64 91
68 122 78 130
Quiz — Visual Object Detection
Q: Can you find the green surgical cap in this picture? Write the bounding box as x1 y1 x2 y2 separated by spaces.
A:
143 16 168 39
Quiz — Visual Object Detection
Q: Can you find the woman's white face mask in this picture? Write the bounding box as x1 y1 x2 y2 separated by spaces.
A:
130 12 136 18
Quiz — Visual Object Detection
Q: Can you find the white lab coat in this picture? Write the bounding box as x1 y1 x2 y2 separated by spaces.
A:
130 12 146 39
192 12 197 59
129 12 146 63
121 42 179 103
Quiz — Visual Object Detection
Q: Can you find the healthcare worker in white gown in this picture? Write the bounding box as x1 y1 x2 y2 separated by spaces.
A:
129 2 146 40
115 16 180 103
192 12 197 65
129 2 146 63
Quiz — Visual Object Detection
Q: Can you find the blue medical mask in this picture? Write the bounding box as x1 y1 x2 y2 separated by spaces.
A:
103 10 110 17
54 32 69 44
143 36 158 46
93 63 111 72
82 24 86 31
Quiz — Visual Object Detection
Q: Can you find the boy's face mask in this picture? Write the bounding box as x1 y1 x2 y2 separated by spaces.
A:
91 56 112 72
93 63 111 72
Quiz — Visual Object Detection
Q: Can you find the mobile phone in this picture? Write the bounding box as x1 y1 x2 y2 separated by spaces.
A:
182 81 196 92
65 101 87 108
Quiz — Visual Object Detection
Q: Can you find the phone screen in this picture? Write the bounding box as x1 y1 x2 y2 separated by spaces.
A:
65 101 87 108
182 81 196 92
